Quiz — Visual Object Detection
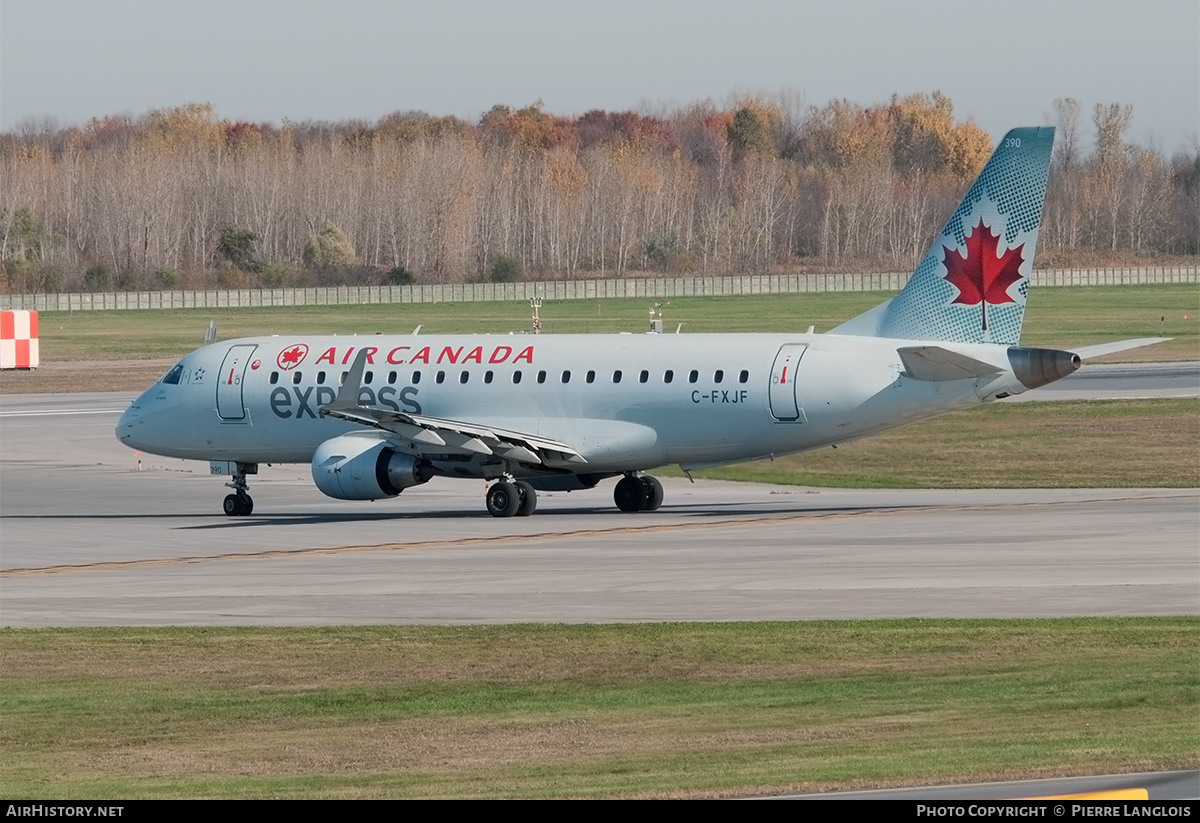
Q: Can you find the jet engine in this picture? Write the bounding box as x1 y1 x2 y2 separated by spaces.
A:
311 433 431 500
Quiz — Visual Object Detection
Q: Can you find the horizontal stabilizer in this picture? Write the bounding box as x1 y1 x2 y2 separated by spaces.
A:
1069 338 1171 360
898 346 1002 382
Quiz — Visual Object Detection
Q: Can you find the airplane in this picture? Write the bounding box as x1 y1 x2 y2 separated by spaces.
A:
115 126 1165 518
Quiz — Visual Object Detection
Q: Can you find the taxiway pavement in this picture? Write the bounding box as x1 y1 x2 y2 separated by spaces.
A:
2 382 1196 627
1002 360 1199 402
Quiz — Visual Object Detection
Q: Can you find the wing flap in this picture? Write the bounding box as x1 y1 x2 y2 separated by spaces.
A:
320 349 584 466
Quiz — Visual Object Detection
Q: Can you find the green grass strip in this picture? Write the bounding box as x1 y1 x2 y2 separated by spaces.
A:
2 619 1196 798
26 283 1200 362
663 398 1200 488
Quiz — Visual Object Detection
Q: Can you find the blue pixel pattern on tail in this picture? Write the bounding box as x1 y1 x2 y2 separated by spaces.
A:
847 127 1054 345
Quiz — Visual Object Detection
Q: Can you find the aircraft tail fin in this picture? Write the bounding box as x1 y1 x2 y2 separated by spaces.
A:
831 126 1055 345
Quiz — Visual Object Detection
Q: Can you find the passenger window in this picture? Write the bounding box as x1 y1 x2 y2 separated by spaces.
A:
460 371 469 384
586 370 595 384
484 370 494 384
513 371 522 384
739 370 749 384
688 370 698 384
436 371 446 384
714 370 724 383
561 370 571 383
664 370 674 383
364 370 374 385
537 370 547 384
339 371 348 385
412 371 422 384
388 371 398 384
639 370 649 383
293 371 303 385
269 372 279 385
613 370 623 383
316 371 326 384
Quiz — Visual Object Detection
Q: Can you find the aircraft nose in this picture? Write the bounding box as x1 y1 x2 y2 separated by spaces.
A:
115 403 143 447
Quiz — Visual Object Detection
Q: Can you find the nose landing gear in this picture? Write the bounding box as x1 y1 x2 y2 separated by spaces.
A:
221 462 257 517
223 492 253 517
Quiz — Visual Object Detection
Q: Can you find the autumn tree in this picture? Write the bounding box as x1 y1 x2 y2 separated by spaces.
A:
728 106 773 156
303 223 356 274
1043 98 1085 251
1088 103 1134 250
488 254 521 282
217 228 264 272
0 92 1191 292
1171 140 1200 253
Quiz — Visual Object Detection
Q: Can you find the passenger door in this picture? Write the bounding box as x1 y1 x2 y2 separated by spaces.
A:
768 344 807 421
216 344 258 421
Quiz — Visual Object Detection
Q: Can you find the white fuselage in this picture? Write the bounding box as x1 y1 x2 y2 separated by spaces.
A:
116 331 1017 474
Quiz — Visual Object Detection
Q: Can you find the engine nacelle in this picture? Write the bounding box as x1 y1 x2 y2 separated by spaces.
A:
311 433 431 501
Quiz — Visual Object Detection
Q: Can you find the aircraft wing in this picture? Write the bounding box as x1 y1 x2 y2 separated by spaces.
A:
318 349 585 467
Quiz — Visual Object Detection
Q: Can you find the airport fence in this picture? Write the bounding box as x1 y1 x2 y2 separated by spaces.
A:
1 267 1195 312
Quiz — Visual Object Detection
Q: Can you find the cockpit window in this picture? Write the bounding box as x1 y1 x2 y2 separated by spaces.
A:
160 364 185 385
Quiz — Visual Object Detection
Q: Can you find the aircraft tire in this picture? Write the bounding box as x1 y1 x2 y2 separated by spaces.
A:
640 476 663 511
487 481 521 518
614 476 648 512
514 481 537 517
223 493 252 517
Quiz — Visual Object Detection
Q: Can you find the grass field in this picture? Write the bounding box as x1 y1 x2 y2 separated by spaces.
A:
670 398 1200 488
12 283 1200 363
1 620 1196 799
2 283 1195 397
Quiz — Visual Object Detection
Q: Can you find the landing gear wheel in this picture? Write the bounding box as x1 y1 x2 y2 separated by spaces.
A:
614 475 648 512
640 476 663 511
222 462 258 517
514 481 537 517
487 481 521 518
222 493 253 517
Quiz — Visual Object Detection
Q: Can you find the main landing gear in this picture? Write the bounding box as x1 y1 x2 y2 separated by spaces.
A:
222 462 257 517
486 479 537 518
614 474 663 513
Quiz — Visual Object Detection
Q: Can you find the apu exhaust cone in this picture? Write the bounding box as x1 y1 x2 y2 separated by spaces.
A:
1007 347 1081 390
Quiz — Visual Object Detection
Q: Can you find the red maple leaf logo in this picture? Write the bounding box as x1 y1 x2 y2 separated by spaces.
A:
277 344 308 370
943 219 1025 331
